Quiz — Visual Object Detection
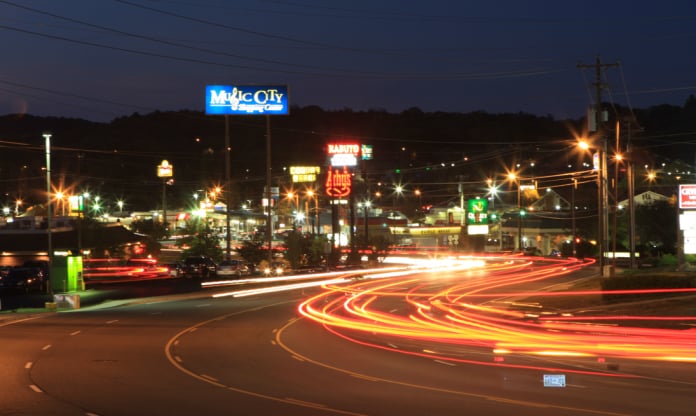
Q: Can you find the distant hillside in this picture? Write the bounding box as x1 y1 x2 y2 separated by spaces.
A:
1 100 695 211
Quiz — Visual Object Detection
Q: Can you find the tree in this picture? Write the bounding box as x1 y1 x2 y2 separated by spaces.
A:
283 229 307 269
237 240 267 268
634 199 677 256
127 218 166 258
130 218 167 240
174 217 222 261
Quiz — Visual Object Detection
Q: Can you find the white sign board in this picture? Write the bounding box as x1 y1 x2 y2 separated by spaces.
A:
543 374 566 388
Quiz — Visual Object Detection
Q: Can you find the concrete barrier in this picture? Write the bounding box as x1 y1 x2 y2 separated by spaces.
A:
53 294 80 309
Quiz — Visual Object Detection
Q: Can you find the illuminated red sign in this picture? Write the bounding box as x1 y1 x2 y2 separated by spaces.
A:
327 143 360 155
325 166 352 198
680 184 696 209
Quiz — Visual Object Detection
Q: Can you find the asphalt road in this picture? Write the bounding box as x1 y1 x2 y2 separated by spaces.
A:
0 266 694 415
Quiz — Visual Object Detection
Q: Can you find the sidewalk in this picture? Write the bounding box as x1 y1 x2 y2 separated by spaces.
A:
0 278 203 323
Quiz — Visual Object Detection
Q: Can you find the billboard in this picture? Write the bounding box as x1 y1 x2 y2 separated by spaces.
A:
290 166 320 183
679 184 696 209
325 166 352 198
327 142 360 167
205 85 289 115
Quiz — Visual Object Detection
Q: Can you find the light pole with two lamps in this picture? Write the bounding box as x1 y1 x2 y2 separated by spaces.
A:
43 132 53 281
579 139 609 276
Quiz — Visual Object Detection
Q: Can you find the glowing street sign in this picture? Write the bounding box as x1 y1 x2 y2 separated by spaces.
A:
330 154 357 166
205 85 289 115
327 143 360 155
467 199 488 225
157 160 173 178
361 144 373 160
327 142 360 167
290 166 321 183
69 195 83 213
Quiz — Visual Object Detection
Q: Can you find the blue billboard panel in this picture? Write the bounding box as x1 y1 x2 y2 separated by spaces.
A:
205 85 289 115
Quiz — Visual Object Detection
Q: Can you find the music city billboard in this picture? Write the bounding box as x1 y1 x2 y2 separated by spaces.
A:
205 85 289 115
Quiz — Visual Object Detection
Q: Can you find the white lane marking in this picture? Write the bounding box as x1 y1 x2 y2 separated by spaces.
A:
25 362 33 369
42 344 51 351
70 330 81 336
29 384 42 393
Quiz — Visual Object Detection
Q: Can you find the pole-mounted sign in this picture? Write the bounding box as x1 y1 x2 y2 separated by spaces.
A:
205 85 289 115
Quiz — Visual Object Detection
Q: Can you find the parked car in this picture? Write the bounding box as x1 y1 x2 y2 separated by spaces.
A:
180 256 217 278
217 259 250 278
0 265 13 278
0 267 47 293
22 260 50 279
164 262 183 278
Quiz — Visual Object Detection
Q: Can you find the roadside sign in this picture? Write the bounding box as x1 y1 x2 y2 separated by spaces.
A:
679 184 696 209
543 374 566 388
205 85 289 115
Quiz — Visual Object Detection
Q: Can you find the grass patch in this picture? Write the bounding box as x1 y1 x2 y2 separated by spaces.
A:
521 272 696 318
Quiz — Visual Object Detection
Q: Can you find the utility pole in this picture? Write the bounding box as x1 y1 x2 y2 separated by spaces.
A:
577 56 619 277
224 115 232 260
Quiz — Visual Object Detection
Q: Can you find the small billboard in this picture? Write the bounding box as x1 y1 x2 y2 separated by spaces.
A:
290 166 321 183
466 199 488 225
205 85 289 115
679 184 696 209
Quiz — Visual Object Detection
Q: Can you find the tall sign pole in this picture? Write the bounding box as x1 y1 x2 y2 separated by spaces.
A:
224 115 232 260
265 115 273 263
157 160 173 233
205 85 289 265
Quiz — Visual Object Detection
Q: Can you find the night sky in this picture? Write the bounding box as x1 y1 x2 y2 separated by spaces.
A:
2 0 696 122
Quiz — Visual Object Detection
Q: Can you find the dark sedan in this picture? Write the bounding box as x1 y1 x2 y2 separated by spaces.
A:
180 256 217 278
0 267 47 293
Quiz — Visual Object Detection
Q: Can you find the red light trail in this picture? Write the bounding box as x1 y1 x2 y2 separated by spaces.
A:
298 254 696 377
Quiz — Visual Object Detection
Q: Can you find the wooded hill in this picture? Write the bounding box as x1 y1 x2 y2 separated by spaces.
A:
1 97 695 212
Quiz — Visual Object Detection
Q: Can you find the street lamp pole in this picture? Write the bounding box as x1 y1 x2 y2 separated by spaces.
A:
598 144 609 277
581 139 608 276
517 181 522 251
508 172 522 251
43 132 52 281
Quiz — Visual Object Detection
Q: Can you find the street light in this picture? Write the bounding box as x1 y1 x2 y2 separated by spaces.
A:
393 185 403 210
55 191 66 216
486 178 499 210
43 131 53 275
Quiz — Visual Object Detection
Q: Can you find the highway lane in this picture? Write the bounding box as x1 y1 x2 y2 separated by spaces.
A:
0 257 693 415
